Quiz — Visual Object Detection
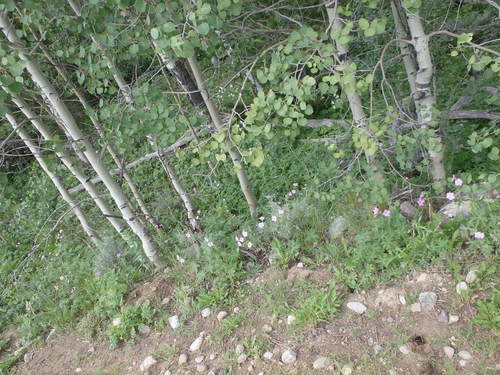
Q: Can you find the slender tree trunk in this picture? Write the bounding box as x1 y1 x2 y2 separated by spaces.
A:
38 43 160 229
4 110 102 247
324 1 382 179
2 88 128 240
159 155 200 232
0 11 161 266
67 0 135 107
187 56 258 216
403 6 447 190
391 0 418 99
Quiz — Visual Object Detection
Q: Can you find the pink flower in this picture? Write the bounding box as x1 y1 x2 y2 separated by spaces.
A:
176 255 185 263
373 207 380 216
454 178 463 187
271 216 277 222
416 194 425 207
258 222 265 229
207 241 214 247
242 231 248 237
292 182 299 187
291 189 297 194
278 209 285 215
446 192 455 201
259 216 265 221
474 231 485 239
382 209 391 217
59 276 65 281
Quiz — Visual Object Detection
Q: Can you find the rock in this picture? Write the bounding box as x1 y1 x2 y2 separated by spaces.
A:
138 324 151 335
297 262 304 268
418 292 437 311
443 346 455 358
341 365 353 375
312 356 331 369
399 295 407 305
235 344 245 354
168 315 180 330
416 273 429 283
196 364 207 372
140 356 157 373
209 353 216 360
281 349 297 364
448 315 459 324
328 216 347 240
439 200 472 218
262 324 273 333
347 302 367 314
400 201 417 219
456 282 468 294
399 345 411 355
178 353 188 365
466 270 477 284
75 369 82 373
190 336 204 352
233 307 241 314
374 288 405 308
373 344 383 355
201 308 211 318
23 352 33 363
217 311 228 321
287 315 296 325
438 310 449 323
263 351 273 360
410 302 422 313
195 356 205 363
237 354 247 364
458 350 472 360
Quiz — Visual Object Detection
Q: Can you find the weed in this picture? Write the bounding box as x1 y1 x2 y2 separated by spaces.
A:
293 281 341 328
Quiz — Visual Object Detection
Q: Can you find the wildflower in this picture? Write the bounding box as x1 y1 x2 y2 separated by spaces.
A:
373 206 380 216
278 209 285 215
186 233 191 238
242 231 248 237
474 232 485 239
292 182 299 187
454 178 463 187
382 209 391 217
446 192 455 201
259 216 265 221
204 237 209 242
416 193 425 207
247 242 253 248
59 276 65 281
258 222 265 229
235 236 239 242
291 189 297 194
54 285 59 291
207 241 214 247
271 216 277 222
116 252 123 258
176 254 185 263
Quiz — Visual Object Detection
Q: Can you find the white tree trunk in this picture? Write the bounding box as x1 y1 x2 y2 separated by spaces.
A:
3 88 128 240
187 56 258 216
0 11 161 266
404 7 447 190
4 110 102 247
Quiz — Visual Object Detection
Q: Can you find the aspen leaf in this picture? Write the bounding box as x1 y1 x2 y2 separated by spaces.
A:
251 150 265 167
213 132 225 143
197 23 210 35
151 28 160 40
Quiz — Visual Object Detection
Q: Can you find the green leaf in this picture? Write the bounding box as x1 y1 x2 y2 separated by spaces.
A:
7 81 22 94
151 28 160 40
251 149 265 167
198 3 211 15
162 22 176 33
197 23 210 35
212 132 225 143
358 18 369 30
218 0 231 10
134 0 146 12
129 44 139 55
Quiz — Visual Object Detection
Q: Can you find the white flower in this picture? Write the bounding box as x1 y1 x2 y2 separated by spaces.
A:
258 222 265 229
278 209 285 215
207 242 214 247
271 216 277 222
291 189 296 194
247 242 253 248
292 182 299 187
259 216 265 221
59 276 65 281
242 231 248 237
176 255 185 263
186 233 191 238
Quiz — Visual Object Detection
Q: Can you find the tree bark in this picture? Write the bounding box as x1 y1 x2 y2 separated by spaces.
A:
5 110 102 247
0 11 161 266
404 6 447 190
187 56 258 216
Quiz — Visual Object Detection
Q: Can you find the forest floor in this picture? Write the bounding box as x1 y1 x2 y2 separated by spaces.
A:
2 263 498 375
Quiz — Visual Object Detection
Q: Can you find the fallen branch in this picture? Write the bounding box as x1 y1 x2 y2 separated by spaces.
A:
445 110 500 121
302 118 349 128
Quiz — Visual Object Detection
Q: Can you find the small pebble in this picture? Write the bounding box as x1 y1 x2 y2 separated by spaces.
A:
262 324 273 333
217 311 228 321
438 310 449 323
195 356 204 363
399 295 406 305
341 365 353 375
140 356 157 372
410 302 422 313
443 346 455 358
190 336 203 352
456 281 468 294
373 344 383 355
459 359 467 367
235 344 245 354
312 356 331 369
448 315 459 324
458 350 472 360
399 345 411 355
237 353 247 364
346 302 367 314
287 315 296 325
168 315 180 330
297 262 304 268
419 292 437 311
263 351 273 360
281 349 297 364
233 307 241 314
178 353 188 365
201 308 211 318
465 270 477 284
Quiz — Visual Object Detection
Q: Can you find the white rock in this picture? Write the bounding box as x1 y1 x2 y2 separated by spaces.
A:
313 356 331 369
201 307 211 318
466 270 477 284
443 346 455 358
287 315 296 325
399 295 407 305
281 349 297 364
458 350 472 360
399 345 411 355
195 356 204 363
373 344 383 355
196 364 207 372
140 356 157 373
237 353 247 364
209 353 216 360
178 353 188 365
263 351 273 360
448 315 459 324
347 302 367 314
258 373 264 375
410 302 422 312
418 292 438 311
168 315 180 330
235 344 245 354
297 262 304 268
190 336 203 352
438 310 449 323
138 324 151 335
341 365 353 375
456 282 468 294
233 307 241 313
75 369 82 373
459 360 467 367
217 311 228 321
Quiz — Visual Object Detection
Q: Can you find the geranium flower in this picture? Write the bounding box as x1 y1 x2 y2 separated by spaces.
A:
446 192 455 201
382 209 391 217
474 232 485 239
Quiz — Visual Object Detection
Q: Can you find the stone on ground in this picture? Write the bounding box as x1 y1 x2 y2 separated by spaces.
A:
140 356 157 373
313 356 331 369
347 302 367 314
418 292 437 311
281 349 297 364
